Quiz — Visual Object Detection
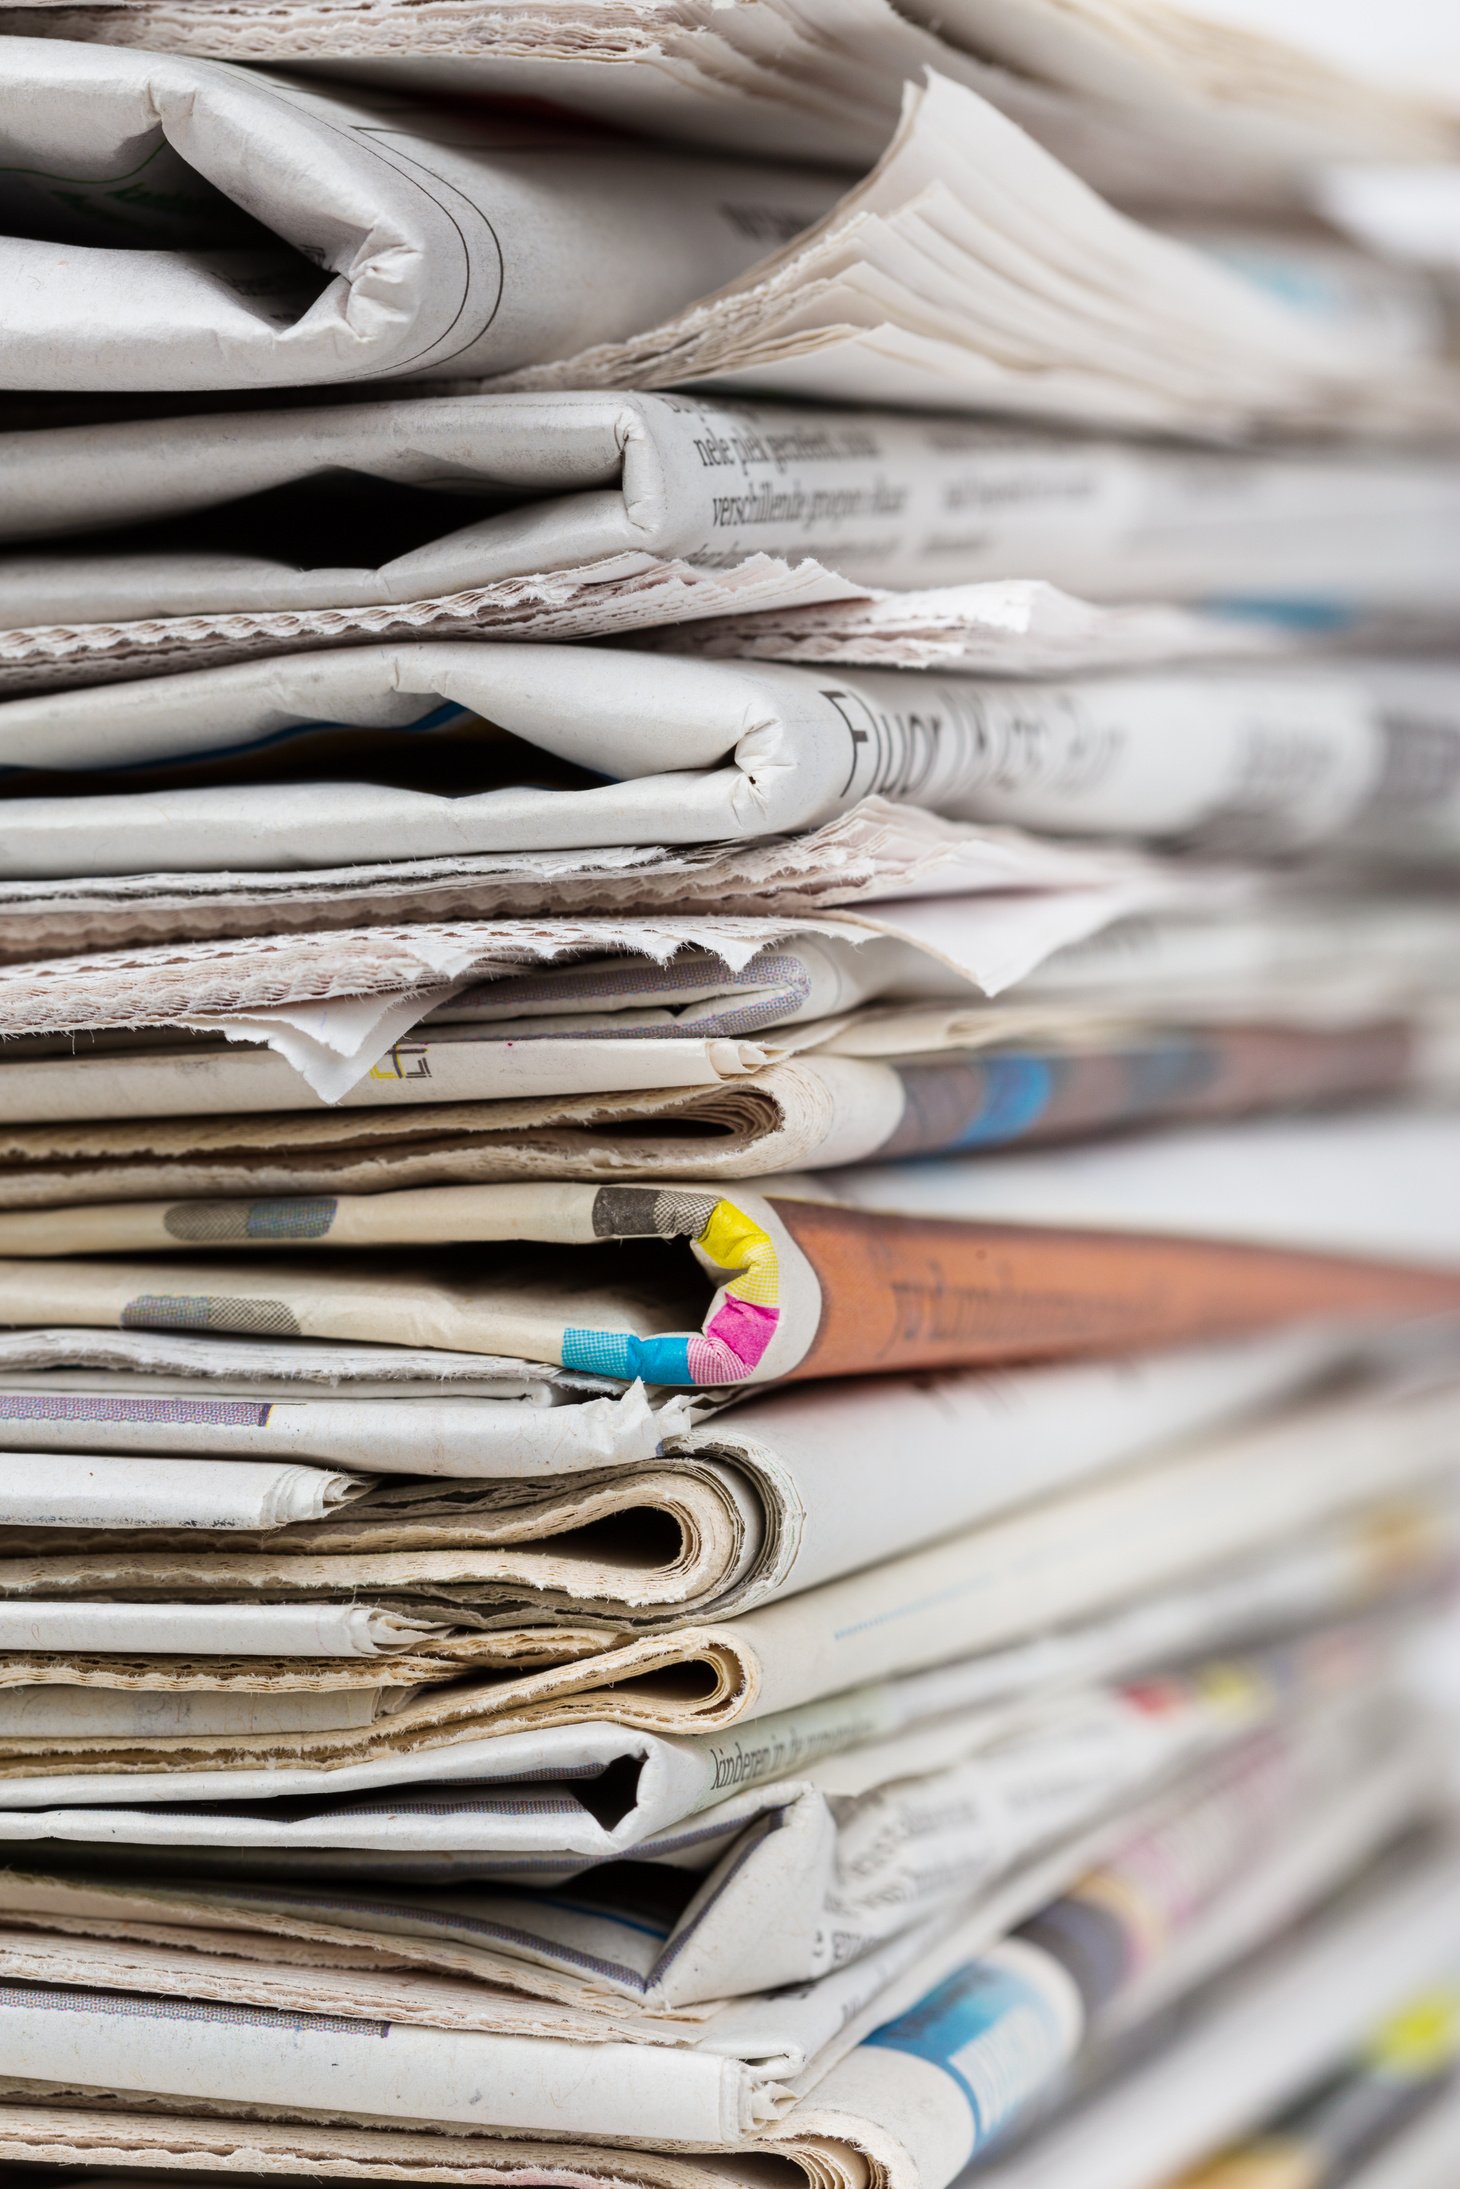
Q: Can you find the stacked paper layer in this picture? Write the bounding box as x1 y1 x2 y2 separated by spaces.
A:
0 7 1457 2189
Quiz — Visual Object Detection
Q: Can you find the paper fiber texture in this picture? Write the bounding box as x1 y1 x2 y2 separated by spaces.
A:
0 568 1283 699
0 50 1448 431
8 386 1460 630
5 0 1452 186
3 1117 1459 1387
0 1022 1421 1209
0 1330 1353 1630
0 863 1442 1030
0 1705 1426 2155
5 644 1457 879
8 893 1453 1072
656 583 1287 679
0 799 1186 964
0 553 864 698
0 885 1221 1059
0 1373 1450 1764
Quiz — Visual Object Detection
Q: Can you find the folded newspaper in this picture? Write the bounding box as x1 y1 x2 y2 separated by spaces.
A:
0 891 1453 1154
965 1851 1460 2189
0 1015 1435 1207
0 1620 1397 2005
0 1366 1450 1768
0 815 1440 973
0 1326 1398 1634
0 1115 1455 1387
0 1482 1441 1874
0 808 1212 974
6 644 1460 877
0 1695 1439 2177
7 392 1460 644
0 889 1254 1066
0 45 1451 436
5 1828 1453 2188
1160 1985 1460 2189
3 0 1454 190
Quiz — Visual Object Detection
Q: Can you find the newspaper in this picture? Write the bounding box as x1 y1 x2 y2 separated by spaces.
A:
0 1627 1391 2007
3 1829 1454 2187
0 1687 1413 2031
5 645 1458 878
0 41 849 395
469 76 1456 436
0 1492 1440 1847
1164 1984 1460 2189
0 802 1207 963
0 554 866 697
4 0 1452 187
8 387 1460 640
0 1372 1450 1763
1 1119 1458 1388
0 889 1233 1065
0 571 1286 697
969 1866 1460 2189
0 1019 1430 1207
17 391 1460 608
0 1329 1366 1631
0 48 1450 432
0 1702 1430 2161
653 584 1288 678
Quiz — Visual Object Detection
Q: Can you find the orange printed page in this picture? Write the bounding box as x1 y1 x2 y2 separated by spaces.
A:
772 1198 1460 1383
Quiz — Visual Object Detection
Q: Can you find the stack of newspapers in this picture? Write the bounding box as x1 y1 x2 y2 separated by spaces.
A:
1 5 1459 2187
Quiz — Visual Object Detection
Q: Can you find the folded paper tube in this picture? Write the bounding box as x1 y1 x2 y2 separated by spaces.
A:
0 1116 1456 1386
